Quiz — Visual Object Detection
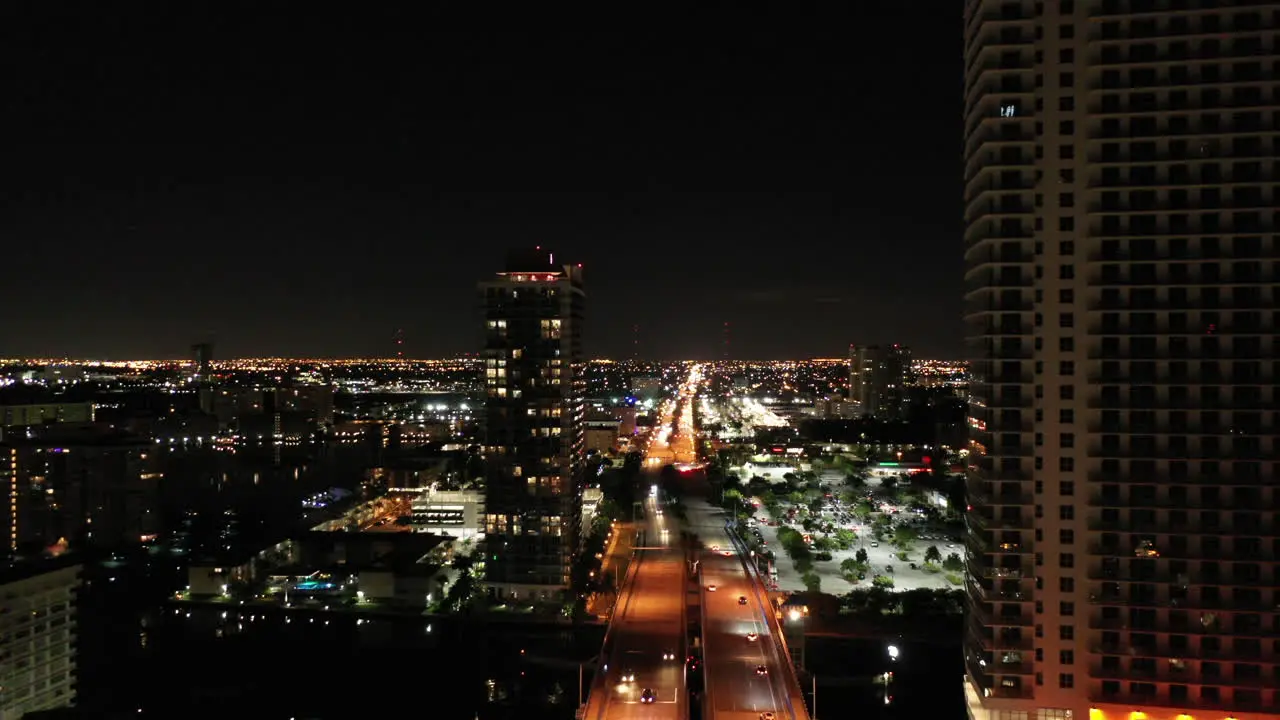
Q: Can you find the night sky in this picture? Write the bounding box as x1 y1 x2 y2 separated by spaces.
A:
6 7 962 361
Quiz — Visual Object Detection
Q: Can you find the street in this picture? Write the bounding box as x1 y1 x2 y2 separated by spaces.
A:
586 494 686 720
589 363 808 720
689 500 808 720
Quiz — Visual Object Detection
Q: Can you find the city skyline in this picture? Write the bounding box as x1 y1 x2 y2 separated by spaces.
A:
5 2 1278 719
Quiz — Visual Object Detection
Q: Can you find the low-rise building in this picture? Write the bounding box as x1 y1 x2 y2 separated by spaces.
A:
0 556 79 719
187 547 263 596
584 419 619 455
0 403 95 438
581 487 604 528
358 562 449 607
410 489 484 540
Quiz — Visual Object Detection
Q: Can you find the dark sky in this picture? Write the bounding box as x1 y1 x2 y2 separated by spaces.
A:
5 7 963 361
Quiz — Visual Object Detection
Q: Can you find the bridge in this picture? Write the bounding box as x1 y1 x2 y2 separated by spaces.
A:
581 494 687 720
582 365 811 720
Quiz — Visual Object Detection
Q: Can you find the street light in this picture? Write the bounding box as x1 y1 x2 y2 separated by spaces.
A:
882 644 899 707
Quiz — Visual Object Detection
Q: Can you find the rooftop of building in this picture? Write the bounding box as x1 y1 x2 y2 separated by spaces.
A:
0 422 149 447
0 552 82 587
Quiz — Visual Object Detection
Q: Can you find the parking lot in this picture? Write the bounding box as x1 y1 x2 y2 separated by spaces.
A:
730 468 965 594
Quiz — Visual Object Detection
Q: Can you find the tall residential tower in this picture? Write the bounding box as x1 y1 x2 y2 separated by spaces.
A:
478 248 586 600
964 3 1278 720
848 344 911 419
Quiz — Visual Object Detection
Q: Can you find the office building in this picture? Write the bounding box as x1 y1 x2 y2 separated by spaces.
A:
847 344 911 418
0 556 79 719
478 248 586 600
963 3 1278 720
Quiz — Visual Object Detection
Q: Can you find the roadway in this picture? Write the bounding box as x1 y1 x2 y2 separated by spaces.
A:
640 365 700 467
585 368 705 719
586 493 686 720
691 501 808 720
676 364 808 720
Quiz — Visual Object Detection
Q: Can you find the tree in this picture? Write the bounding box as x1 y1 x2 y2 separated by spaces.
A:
924 545 943 564
855 548 869 565
622 451 642 477
840 557 860 575
802 571 822 593
893 525 918 548
834 528 857 550
722 488 746 521
943 552 965 572
597 499 622 523
871 575 895 589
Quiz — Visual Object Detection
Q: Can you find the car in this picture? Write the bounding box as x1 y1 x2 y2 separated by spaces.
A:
620 669 636 683
761 713 776 720
706 584 717 592
738 596 748 605
755 664 769 675
710 544 720 552
640 688 656 704
721 550 732 556
662 650 675 661
746 632 759 642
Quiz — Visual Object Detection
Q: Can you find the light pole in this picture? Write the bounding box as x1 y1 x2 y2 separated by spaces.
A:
812 674 818 720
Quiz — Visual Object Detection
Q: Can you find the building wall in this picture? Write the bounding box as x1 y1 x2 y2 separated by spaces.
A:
963 3 1280 719
0 561 79 719
0 403 95 432
585 426 618 454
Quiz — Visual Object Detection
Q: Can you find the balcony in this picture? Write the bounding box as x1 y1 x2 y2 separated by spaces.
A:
1090 662 1276 689
982 567 1027 580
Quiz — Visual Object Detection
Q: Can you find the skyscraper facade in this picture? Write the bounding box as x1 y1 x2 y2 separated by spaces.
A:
478 248 586 600
964 3 1278 720
848 344 911 418
0 556 79 718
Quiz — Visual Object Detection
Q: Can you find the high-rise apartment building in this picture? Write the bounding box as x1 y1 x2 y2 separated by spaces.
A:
0 556 79 719
848 344 911 418
478 248 586 600
963 3 1278 720
3 425 160 553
